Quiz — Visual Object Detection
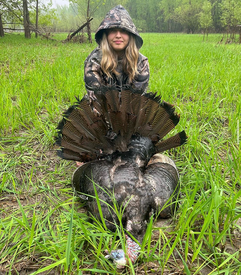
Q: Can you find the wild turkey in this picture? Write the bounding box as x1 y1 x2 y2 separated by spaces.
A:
56 88 187 266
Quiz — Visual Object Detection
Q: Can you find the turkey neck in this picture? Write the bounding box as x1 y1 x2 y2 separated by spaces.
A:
126 135 155 167
105 135 155 167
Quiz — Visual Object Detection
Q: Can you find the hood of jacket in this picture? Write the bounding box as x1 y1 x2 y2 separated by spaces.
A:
95 5 143 49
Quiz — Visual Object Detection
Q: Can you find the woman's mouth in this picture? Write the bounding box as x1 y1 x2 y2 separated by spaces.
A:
114 41 123 44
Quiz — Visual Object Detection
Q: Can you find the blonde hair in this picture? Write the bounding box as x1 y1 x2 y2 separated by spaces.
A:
100 32 139 82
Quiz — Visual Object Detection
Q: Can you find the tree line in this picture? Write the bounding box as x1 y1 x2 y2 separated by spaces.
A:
1 0 241 41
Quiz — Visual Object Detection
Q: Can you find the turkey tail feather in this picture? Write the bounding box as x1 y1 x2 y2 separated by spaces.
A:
55 89 187 162
156 130 188 152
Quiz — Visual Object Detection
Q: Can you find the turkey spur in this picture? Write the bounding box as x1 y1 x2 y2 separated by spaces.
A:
55 88 187 266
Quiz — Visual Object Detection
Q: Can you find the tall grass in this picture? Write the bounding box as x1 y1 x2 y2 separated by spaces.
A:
0 33 240 274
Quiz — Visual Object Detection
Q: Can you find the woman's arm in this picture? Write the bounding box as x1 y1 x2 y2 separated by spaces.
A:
84 49 103 100
132 55 150 92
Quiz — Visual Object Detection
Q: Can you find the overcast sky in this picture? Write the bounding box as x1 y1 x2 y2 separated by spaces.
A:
42 0 69 8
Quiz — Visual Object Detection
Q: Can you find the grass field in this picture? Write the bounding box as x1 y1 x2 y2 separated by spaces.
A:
0 32 240 275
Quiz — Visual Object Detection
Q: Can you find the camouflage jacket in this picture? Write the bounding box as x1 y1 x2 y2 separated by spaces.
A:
84 5 149 96
84 48 150 95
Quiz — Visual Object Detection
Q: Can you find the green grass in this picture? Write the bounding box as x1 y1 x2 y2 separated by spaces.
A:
0 32 240 274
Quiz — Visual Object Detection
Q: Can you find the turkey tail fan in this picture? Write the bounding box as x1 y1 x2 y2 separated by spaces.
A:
55 88 187 162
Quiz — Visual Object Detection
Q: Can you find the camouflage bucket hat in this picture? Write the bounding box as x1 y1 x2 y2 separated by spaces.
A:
95 5 143 49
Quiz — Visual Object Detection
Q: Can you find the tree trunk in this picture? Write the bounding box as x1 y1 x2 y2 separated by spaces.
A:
0 13 4 37
35 0 38 38
87 21 92 43
86 0 92 43
23 0 31 38
239 27 241 44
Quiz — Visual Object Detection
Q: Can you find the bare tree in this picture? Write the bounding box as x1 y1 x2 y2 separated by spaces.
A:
35 0 38 38
0 12 4 37
86 0 92 43
23 0 31 38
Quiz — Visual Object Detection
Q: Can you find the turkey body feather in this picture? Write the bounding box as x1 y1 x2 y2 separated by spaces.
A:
56 88 187 264
72 153 180 243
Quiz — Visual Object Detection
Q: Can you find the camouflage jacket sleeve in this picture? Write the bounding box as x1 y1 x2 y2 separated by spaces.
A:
131 54 150 92
84 48 103 98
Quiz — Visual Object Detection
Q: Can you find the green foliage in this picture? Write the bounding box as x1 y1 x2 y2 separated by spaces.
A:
173 0 203 33
53 4 83 32
2 0 241 35
220 0 241 29
30 2 58 28
0 33 241 274
159 0 181 32
199 0 213 33
69 0 106 17
0 0 23 26
126 0 163 32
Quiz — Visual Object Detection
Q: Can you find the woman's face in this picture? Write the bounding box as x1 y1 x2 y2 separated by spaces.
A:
107 28 130 53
